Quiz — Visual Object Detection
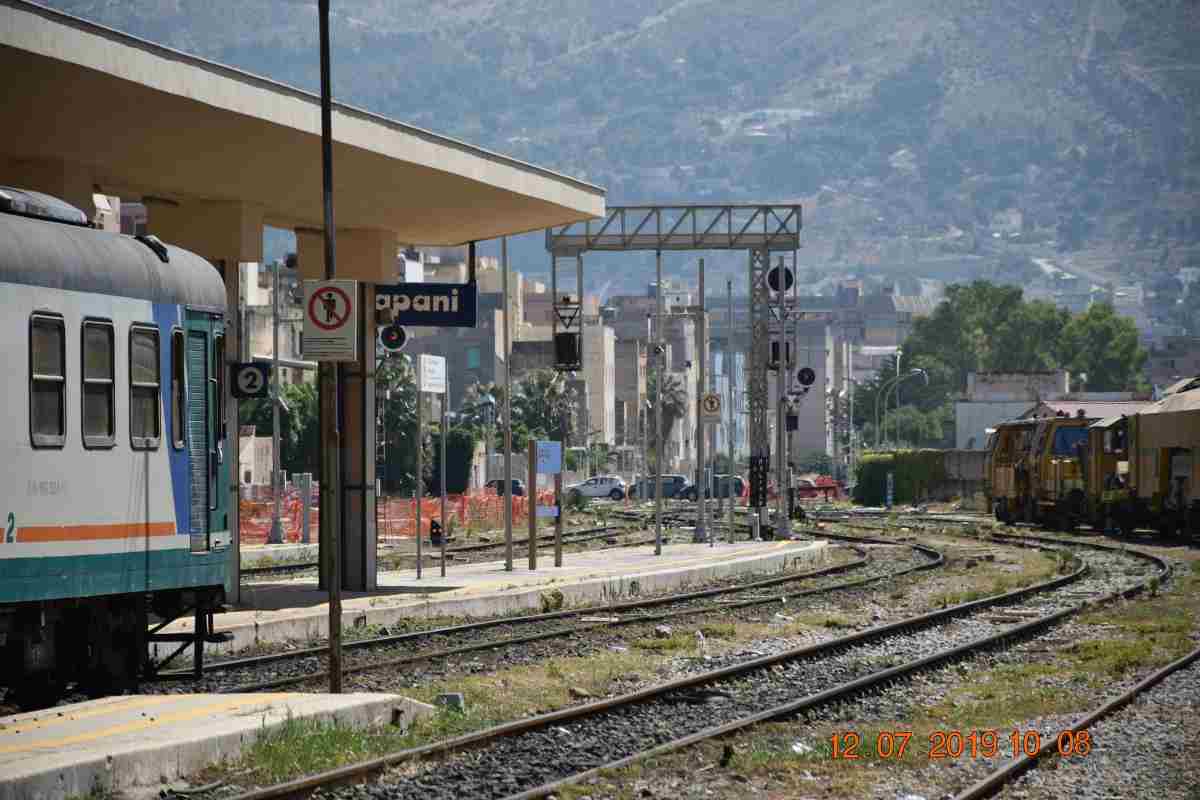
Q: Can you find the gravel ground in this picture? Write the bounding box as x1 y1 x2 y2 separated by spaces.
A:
1000 655 1200 800
142 543 883 694
311 543 1157 800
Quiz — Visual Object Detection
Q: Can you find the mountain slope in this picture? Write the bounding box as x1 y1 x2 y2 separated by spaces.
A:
42 0 1200 290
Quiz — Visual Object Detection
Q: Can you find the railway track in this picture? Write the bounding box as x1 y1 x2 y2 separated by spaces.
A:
154 534 941 693
215 533 1166 800
211 532 1166 800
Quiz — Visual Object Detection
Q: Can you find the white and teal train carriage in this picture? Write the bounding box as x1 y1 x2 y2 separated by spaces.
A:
0 188 231 707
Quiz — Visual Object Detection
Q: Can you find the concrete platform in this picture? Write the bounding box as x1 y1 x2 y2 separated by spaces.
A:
0 692 433 800
162 538 829 659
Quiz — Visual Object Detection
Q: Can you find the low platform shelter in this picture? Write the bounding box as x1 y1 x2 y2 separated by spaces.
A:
0 0 605 598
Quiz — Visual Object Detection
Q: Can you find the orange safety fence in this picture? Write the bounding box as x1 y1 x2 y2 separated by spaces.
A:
239 488 317 545
377 489 558 543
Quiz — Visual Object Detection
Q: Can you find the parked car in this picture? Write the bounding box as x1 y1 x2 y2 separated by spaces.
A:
682 474 746 501
627 474 688 499
566 475 627 501
484 478 526 497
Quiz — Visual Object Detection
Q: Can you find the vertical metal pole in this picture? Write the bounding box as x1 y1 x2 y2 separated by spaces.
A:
654 250 663 555
894 349 902 447
269 259 284 544
775 257 789 539
727 280 735 542
554 470 563 567
440 385 447 578
415 391 422 580
317 0 342 694
527 439 537 570
696 258 708 544
502 238 514 571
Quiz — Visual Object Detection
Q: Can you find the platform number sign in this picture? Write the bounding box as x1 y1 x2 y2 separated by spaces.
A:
231 362 269 399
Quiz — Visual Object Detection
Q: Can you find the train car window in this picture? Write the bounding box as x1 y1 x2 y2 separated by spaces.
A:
81 319 116 447
30 313 66 448
1052 427 1088 456
129 326 161 450
171 329 186 449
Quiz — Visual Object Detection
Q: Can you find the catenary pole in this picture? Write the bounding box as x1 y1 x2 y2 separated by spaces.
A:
415 388 423 580
440 380 447 578
696 258 708 544
727 279 736 543
317 0 342 694
268 256 284 544
502 237 513 572
654 250 664 556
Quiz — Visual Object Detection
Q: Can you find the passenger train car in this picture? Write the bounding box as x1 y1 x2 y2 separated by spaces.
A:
0 188 230 707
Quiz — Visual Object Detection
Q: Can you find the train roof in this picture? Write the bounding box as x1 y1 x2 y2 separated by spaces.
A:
0 207 225 310
1144 381 1200 415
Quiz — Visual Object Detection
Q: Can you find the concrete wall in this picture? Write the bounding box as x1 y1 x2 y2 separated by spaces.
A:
955 401 1033 449
931 449 988 508
966 371 1070 402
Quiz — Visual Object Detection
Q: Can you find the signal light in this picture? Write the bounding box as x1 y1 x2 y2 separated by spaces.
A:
797 367 816 386
379 323 408 353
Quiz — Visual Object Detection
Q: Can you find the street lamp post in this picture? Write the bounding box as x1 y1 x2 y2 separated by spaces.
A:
874 369 928 448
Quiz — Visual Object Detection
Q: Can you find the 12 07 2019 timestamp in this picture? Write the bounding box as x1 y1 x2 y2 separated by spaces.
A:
829 729 1093 760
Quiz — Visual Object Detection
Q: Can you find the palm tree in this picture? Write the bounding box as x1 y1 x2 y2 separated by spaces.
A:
460 381 504 448
647 369 688 444
513 369 578 443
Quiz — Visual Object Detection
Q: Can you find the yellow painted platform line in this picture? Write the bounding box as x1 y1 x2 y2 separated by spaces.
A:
0 695 181 735
0 694 292 754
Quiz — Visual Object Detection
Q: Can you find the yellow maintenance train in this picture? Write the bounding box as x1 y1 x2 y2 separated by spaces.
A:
986 377 1200 538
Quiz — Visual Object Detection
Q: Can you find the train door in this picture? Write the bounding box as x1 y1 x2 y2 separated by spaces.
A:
185 313 229 552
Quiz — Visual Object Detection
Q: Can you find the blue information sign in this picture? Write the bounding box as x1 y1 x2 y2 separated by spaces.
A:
377 283 477 328
535 441 562 474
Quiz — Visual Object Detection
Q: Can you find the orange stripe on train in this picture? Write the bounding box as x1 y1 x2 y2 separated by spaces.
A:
15 522 177 542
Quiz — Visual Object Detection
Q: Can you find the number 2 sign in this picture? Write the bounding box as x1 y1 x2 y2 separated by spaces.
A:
231 362 270 399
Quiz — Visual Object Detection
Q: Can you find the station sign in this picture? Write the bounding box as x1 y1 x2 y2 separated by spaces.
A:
418 354 446 394
303 279 358 361
700 392 721 425
377 282 477 328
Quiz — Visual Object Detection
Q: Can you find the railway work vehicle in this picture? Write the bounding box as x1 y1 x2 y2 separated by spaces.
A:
987 379 1200 538
0 188 231 708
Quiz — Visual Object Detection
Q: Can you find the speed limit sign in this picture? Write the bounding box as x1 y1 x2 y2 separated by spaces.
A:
231 362 270 399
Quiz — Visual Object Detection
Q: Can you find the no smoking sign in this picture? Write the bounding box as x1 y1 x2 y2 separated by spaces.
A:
302 279 359 361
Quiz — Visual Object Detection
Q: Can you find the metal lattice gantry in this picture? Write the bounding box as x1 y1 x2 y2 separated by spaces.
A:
545 204 802 518
546 204 802 255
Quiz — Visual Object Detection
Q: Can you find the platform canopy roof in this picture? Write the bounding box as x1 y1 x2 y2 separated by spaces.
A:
0 0 604 245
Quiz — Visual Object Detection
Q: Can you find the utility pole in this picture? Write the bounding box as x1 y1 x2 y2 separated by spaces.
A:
726 279 735 543
775 257 790 539
316 0 342 694
502 237 513 572
439 381 447 579
268 257 284 544
654 250 663 556
415 389 423 580
695 258 707 544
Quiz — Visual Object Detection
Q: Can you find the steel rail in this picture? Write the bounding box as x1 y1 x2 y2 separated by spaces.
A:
503 536 1170 800
212 544 900 692
219 538 1123 800
954 642 1200 800
167 537 880 681
220 541 944 693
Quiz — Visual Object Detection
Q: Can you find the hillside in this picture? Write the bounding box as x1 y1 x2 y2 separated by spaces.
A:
43 0 1200 292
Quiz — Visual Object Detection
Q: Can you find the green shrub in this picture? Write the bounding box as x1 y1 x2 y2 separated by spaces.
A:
852 449 947 506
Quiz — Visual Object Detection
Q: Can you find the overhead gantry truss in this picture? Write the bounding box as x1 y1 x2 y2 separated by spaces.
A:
544 203 802 515
546 204 801 256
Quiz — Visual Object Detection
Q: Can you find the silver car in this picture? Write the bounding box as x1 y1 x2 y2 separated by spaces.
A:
566 475 627 501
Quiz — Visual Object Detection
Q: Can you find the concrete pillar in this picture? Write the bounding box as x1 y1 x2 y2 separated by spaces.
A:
149 199 265 606
297 227 396 591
